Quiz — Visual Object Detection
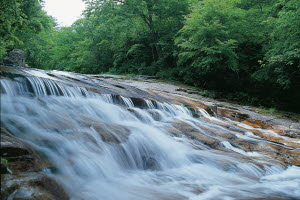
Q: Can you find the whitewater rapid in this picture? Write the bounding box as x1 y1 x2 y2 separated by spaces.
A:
1 69 300 200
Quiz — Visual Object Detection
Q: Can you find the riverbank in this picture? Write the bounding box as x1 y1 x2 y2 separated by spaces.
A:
90 74 300 139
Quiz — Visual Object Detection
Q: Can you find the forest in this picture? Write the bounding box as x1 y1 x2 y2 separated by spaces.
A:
1 0 299 112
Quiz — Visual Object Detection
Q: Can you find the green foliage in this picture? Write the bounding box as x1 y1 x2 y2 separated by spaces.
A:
1 0 299 112
0 0 54 58
175 0 270 91
176 0 241 71
1 157 12 174
82 0 190 74
199 90 210 96
251 0 300 111
256 0 300 89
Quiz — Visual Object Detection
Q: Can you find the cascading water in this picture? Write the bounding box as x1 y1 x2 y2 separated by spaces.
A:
1 68 300 200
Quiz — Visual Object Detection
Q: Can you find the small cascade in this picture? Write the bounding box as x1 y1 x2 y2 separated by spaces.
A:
0 75 97 97
120 96 135 107
145 99 155 109
1 69 300 200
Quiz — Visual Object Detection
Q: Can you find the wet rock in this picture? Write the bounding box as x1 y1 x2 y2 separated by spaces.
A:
89 74 125 79
283 129 300 138
217 108 250 121
1 173 69 200
290 124 300 129
184 105 200 118
209 105 218 115
131 75 160 80
2 49 26 67
164 95 214 115
175 88 187 92
148 110 163 121
113 84 126 89
0 128 50 174
93 123 131 144
1 128 68 200
169 120 221 149
175 88 199 94
80 117 131 144
169 119 300 166
233 138 275 153
131 97 148 108
142 156 160 170
229 124 300 166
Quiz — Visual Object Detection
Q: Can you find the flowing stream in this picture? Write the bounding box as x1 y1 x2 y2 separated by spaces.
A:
1 69 300 200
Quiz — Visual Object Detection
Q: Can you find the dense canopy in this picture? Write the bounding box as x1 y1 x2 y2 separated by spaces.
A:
1 0 299 112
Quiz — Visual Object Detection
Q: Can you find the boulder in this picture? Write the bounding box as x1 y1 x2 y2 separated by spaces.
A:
2 49 26 67
0 128 69 200
0 128 50 174
1 173 69 200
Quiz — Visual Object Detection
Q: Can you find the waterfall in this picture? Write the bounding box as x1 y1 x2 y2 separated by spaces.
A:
1 69 300 200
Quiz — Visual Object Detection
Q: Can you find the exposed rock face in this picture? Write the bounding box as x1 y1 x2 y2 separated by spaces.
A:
0 128 69 200
2 49 27 67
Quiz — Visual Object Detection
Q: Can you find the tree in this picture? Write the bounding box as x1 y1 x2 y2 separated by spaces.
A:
252 0 300 111
258 0 300 89
0 0 54 58
81 0 190 75
176 0 249 89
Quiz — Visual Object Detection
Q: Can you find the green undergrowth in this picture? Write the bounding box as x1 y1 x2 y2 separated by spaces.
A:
257 107 300 122
1 157 12 174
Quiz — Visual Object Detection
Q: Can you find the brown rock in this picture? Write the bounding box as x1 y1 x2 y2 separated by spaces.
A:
0 128 50 174
92 123 131 143
1 128 69 200
170 120 221 149
80 116 131 144
217 108 250 122
283 129 300 138
1 173 69 200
